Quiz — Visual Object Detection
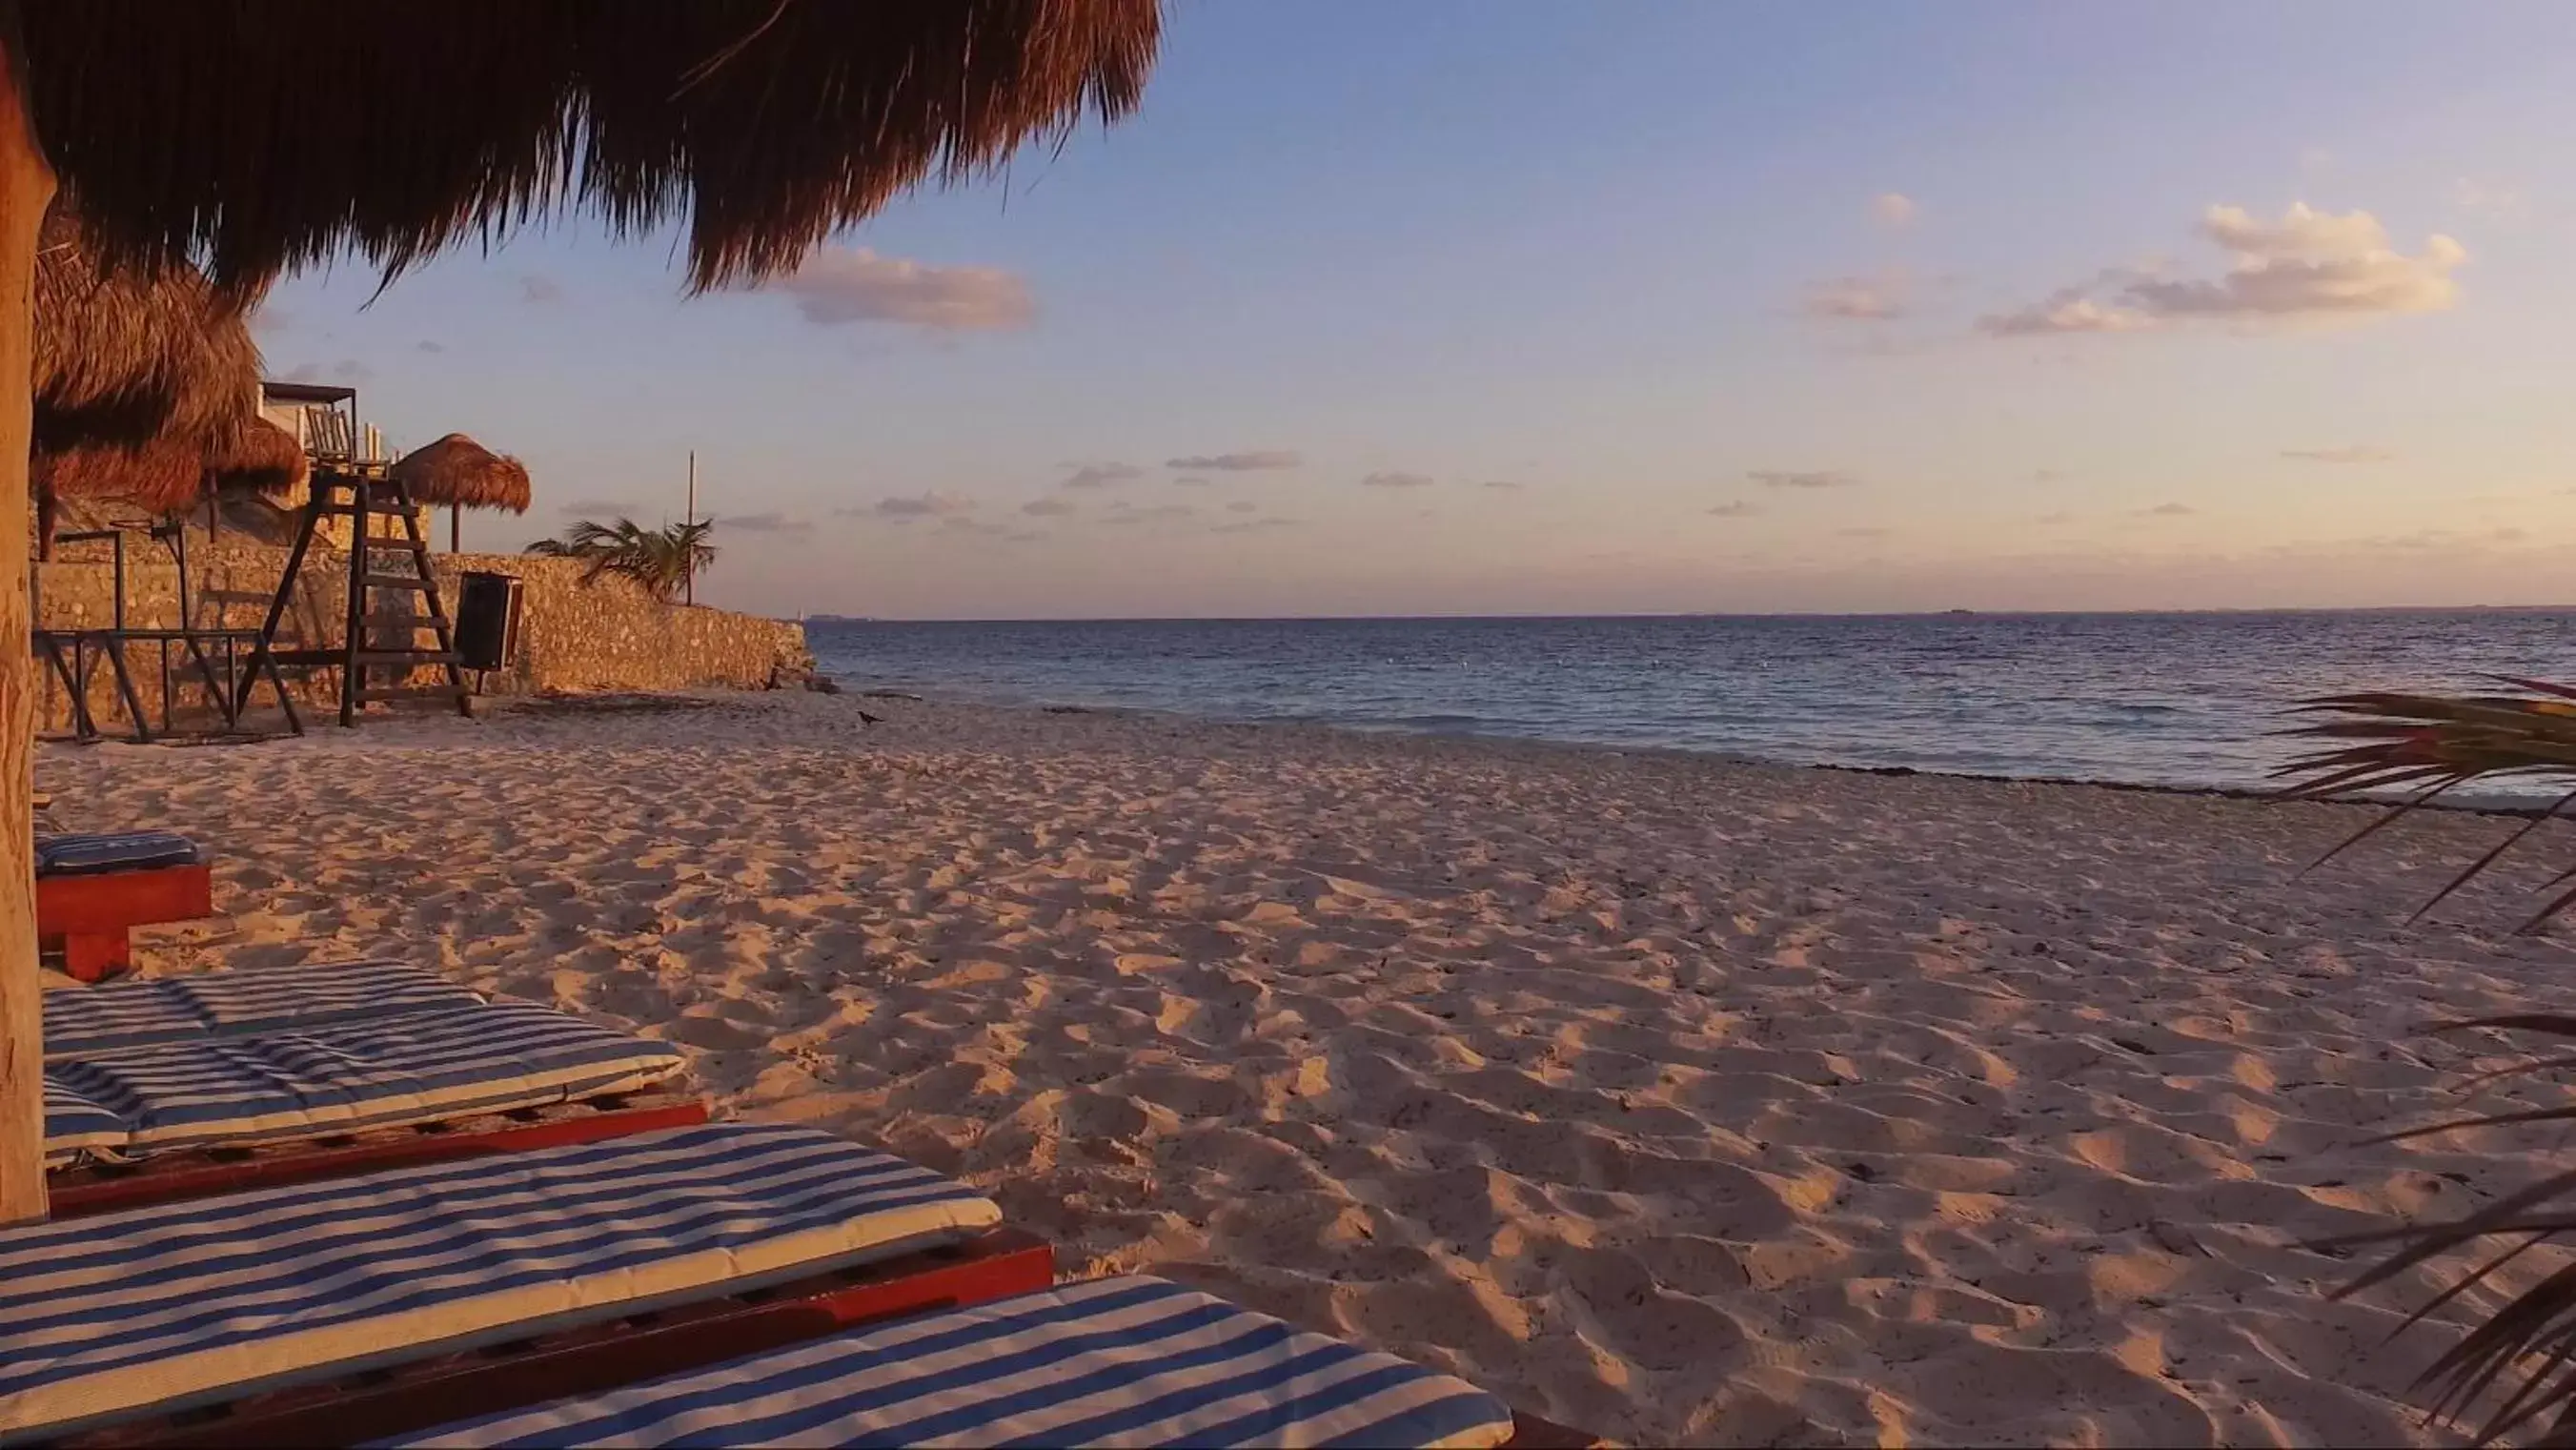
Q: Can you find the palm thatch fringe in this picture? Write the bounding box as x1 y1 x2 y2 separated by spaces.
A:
31 439 203 515
20 0 1162 296
34 413 303 519
32 204 260 452
391 433 530 512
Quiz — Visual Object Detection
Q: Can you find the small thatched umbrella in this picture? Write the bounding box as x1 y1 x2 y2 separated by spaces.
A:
391 433 532 551
0 1 1161 1218
206 415 308 496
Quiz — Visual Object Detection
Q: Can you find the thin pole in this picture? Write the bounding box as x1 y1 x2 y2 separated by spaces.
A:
450 503 459 554
684 450 696 606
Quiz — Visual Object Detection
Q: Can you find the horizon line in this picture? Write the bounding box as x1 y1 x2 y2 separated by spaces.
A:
795 602 2576 625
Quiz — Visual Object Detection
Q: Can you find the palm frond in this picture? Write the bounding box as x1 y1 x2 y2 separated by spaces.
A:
2319 1016 2576 1443
2275 684 2576 932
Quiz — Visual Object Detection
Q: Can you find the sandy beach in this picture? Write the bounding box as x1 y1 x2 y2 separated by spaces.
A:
43 690 2576 1446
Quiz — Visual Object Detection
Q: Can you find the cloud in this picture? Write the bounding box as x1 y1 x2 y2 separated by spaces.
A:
1837 526 1893 540
1172 475 1212 487
1980 203 2465 337
1166 450 1302 472
1478 480 1528 491
2357 526 2532 553
1212 517 1301 534
1979 291 2154 337
863 491 978 521
718 512 811 535
1060 462 1145 489
283 358 374 384
2036 511 2076 524
1226 500 1258 514
557 498 639 519
939 517 1046 542
2030 469 2066 483
1362 471 1435 489
1749 469 1858 490
416 339 445 354
2139 501 2197 517
1102 503 1196 527
1707 500 1761 518
1801 273 1909 321
1022 497 1076 517
766 247 1035 331
1874 193 1917 228
250 308 293 338
2282 444 2395 463
519 274 564 304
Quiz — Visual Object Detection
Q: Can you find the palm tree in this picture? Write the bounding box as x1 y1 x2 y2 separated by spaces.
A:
646 520 719 603
0 0 1162 1222
526 517 718 602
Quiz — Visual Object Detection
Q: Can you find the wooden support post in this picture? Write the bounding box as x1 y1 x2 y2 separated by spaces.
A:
0 31 56 1224
340 480 366 727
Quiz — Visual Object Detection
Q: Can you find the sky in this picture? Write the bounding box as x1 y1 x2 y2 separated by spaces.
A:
252 2 2576 620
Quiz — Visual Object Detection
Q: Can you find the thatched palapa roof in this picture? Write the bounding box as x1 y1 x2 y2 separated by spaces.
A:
31 206 281 518
207 416 309 495
392 433 530 513
23 1 1163 296
32 416 304 516
32 206 262 455
32 440 201 514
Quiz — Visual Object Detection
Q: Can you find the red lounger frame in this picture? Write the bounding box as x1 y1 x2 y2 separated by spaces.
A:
47 1093 715 1218
37 862 214 982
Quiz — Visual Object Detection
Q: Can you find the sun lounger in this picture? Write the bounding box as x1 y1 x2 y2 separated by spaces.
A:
43 968 701 1213
0 1122 1029 1444
35 831 214 982
399 1275 1525 1450
47 1000 686 1165
44 958 481 1058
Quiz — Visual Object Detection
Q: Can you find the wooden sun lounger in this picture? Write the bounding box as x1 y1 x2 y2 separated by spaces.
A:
2 1124 1034 1445
69 1229 1060 1449
47 1091 711 1217
38 861 213 984
79 1258 1592 1450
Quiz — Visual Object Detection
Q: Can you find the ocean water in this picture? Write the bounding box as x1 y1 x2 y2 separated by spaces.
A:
804 611 2576 795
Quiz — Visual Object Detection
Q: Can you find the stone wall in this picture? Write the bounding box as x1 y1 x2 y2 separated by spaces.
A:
31 538 809 733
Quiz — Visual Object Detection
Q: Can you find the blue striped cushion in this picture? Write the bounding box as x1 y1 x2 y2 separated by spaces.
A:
45 959 483 1059
403 1276 1518 1450
35 831 201 877
48 1002 685 1158
0 1123 1002 1440
41 1081 123 1170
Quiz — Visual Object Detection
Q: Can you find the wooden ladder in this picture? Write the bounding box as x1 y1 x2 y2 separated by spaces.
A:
244 468 473 727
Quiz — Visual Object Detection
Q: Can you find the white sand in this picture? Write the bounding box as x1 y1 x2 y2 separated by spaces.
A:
44 689 2576 1445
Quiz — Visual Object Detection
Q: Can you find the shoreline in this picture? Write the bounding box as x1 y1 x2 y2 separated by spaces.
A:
842 682 2551 820
43 687 2576 1444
